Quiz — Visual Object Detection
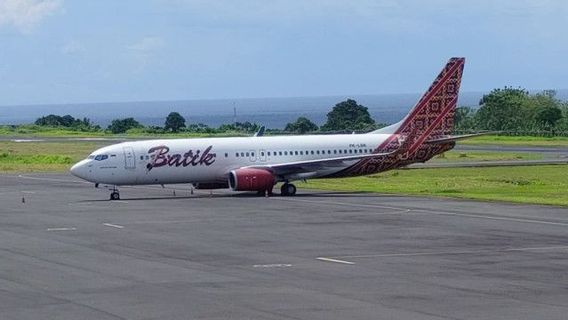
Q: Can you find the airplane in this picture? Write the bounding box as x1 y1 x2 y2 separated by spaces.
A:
71 57 481 200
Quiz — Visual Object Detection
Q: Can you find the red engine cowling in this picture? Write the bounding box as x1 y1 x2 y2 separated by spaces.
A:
228 168 275 192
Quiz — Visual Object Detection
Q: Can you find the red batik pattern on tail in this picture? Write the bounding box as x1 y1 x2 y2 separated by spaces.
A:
328 57 465 178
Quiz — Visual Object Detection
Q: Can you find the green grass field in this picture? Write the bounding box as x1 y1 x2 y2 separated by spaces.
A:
299 165 568 206
431 150 542 162
461 135 568 147
0 141 110 172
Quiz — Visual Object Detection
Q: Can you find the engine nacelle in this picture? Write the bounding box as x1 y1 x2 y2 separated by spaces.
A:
193 182 229 190
228 168 275 192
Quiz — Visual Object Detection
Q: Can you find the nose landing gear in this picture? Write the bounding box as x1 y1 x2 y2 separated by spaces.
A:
109 186 120 200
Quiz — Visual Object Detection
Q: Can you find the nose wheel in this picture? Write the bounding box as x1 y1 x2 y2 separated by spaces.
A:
109 187 120 200
280 183 297 196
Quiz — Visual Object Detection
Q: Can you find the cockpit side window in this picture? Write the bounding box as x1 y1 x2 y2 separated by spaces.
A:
94 154 109 161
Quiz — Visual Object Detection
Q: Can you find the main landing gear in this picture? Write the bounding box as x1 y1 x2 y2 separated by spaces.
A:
280 183 297 196
109 186 120 200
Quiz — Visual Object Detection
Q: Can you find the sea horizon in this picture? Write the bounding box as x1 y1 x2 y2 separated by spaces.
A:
1 90 566 129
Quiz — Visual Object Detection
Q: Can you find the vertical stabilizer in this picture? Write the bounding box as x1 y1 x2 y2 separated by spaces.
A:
372 57 465 150
329 57 465 177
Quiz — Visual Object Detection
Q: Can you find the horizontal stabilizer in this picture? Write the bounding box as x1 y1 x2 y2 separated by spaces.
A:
424 132 497 144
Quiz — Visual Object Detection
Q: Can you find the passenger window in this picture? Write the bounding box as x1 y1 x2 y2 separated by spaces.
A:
225 153 228 158
236 153 239 157
349 149 353 154
251 152 255 157
339 150 342 154
294 151 298 155
316 150 320 154
354 149 358 154
145 155 149 159
334 150 337 154
311 150 314 155
328 150 331 154
284 151 288 155
279 151 283 156
246 152 250 157
300 151 303 155
267 152 271 156
261 152 264 156
344 150 348 154
140 156 144 160
359 149 363 153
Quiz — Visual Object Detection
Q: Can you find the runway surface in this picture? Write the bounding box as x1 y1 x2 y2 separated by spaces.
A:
1 173 568 319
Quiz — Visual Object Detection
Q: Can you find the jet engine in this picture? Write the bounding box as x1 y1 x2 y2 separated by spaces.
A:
228 168 275 192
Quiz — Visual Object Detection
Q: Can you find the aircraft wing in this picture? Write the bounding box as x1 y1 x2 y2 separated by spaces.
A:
424 132 496 144
245 150 398 177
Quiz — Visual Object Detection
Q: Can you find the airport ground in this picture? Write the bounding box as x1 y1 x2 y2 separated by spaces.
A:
1 173 568 319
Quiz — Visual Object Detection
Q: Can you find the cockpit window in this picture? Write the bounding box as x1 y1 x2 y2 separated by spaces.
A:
94 154 109 161
88 155 95 159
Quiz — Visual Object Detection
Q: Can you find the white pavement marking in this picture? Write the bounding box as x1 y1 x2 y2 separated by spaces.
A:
103 223 124 229
253 264 293 268
316 257 355 265
47 227 77 231
110 200 129 204
21 191 36 194
330 245 568 259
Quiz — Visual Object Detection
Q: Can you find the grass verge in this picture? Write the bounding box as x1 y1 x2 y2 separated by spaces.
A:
0 141 111 173
460 135 568 147
299 165 568 206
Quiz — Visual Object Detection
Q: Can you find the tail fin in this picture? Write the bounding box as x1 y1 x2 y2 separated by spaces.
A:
326 58 465 178
372 57 465 151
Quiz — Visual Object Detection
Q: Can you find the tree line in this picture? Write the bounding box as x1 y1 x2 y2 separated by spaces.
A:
28 88 568 136
30 99 382 134
455 87 568 135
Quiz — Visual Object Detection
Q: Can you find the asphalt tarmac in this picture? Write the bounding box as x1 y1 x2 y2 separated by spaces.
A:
1 173 568 319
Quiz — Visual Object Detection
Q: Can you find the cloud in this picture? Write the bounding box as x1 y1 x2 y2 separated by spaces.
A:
0 0 62 33
126 36 165 52
125 36 165 72
60 40 85 55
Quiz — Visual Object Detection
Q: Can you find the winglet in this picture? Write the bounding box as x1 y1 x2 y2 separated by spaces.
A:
254 126 266 137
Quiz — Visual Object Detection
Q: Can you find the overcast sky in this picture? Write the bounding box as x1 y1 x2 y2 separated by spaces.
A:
0 0 566 106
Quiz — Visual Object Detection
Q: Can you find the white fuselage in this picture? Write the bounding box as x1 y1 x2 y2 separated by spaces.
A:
70 133 392 186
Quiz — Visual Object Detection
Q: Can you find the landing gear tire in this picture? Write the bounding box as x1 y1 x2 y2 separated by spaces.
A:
110 191 120 201
280 183 297 196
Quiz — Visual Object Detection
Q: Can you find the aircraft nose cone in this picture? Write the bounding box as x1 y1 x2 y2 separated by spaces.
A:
70 160 91 181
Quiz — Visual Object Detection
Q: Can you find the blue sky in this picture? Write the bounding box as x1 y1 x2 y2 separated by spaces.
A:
0 0 566 106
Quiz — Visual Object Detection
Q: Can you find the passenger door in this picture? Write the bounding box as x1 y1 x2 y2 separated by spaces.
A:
123 146 136 169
